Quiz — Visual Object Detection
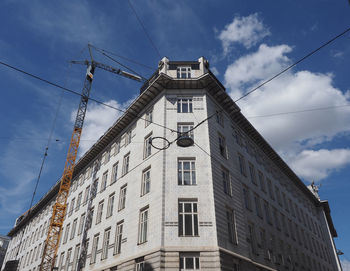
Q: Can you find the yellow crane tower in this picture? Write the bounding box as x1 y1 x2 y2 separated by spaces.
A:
39 45 142 271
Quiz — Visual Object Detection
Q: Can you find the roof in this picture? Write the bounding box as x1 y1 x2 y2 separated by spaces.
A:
8 67 329 236
321 200 337 237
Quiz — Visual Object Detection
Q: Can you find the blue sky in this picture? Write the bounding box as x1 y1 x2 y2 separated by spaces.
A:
0 0 349 268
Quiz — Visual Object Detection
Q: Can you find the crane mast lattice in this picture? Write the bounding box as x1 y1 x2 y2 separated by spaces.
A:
39 46 142 271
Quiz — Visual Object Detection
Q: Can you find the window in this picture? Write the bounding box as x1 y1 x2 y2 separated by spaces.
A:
178 159 196 185
177 98 193 113
135 258 145 271
258 171 266 192
254 194 263 218
238 153 247 176
275 186 282 206
72 244 80 270
102 228 111 260
63 223 70 244
282 192 289 212
96 200 104 224
69 198 75 216
273 207 281 230
58 252 65 270
143 133 152 158
83 185 90 205
249 162 257 185
90 234 99 264
141 168 151 196
178 200 198 236
259 228 266 250
106 193 115 218
122 153 130 175
114 140 121 155
280 213 288 236
263 201 272 225
222 167 232 196
242 186 252 210
65 248 72 271
125 130 132 146
145 109 153 127
177 123 194 140
76 192 82 212
70 218 77 240
218 133 227 158
111 162 118 184
267 178 274 200
78 213 85 236
247 222 257 255
180 253 200 270
177 67 191 79
118 185 127 211
226 208 238 244
114 221 123 255
289 198 295 217
216 109 224 126
101 171 108 192
138 207 149 244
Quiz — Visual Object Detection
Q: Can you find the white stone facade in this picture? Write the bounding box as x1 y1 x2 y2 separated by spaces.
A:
2 57 341 271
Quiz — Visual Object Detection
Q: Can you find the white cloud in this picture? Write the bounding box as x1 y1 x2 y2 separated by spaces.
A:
222 36 350 181
72 97 136 156
342 259 350 271
289 149 350 181
218 13 270 53
227 44 350 154
73 100 123 156
211 67 219 76
224 44 292 98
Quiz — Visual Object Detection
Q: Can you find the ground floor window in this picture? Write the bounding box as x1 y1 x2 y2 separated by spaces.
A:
180 253 200 270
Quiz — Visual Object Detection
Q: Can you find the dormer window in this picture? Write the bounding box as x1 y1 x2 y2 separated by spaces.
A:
177 67 191 79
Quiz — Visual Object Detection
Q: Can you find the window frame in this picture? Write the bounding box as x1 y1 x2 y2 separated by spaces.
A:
218 133 228 158
178 200 199 237
178 159 196 186
141 167 151 196
176 66 191 79
122 153 130 175
106 193 115 218
118 185 127 211
114 221 123 255
143 133 153 159
145 108 153 127
138 207 149 244
101 227 111 260
177 98 193 113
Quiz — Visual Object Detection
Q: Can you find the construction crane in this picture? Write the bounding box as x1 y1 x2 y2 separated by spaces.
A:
39 45 143 271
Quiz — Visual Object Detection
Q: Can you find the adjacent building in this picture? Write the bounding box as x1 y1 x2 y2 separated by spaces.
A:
2 57 342 271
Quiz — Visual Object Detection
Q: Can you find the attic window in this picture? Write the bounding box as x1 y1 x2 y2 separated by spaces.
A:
177 67 191 79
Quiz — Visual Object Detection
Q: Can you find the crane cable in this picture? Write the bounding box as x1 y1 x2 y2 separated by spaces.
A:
13 46 87 261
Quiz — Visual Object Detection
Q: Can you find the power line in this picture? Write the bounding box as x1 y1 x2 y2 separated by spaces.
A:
127 0 162 59
246 103 350 119
90 45 148 81
234 26 350 103
0 59 175 133
89 44 154 70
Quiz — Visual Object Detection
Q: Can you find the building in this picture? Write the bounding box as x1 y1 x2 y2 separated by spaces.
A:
2 57 342 271
0 235 11 270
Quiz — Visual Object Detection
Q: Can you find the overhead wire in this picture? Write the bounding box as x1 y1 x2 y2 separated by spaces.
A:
234 26 350 103
14 46 87 261
90 45 148 81
127 0 162 59
89 44 154 71
0 59 176 133
246 103 350 119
